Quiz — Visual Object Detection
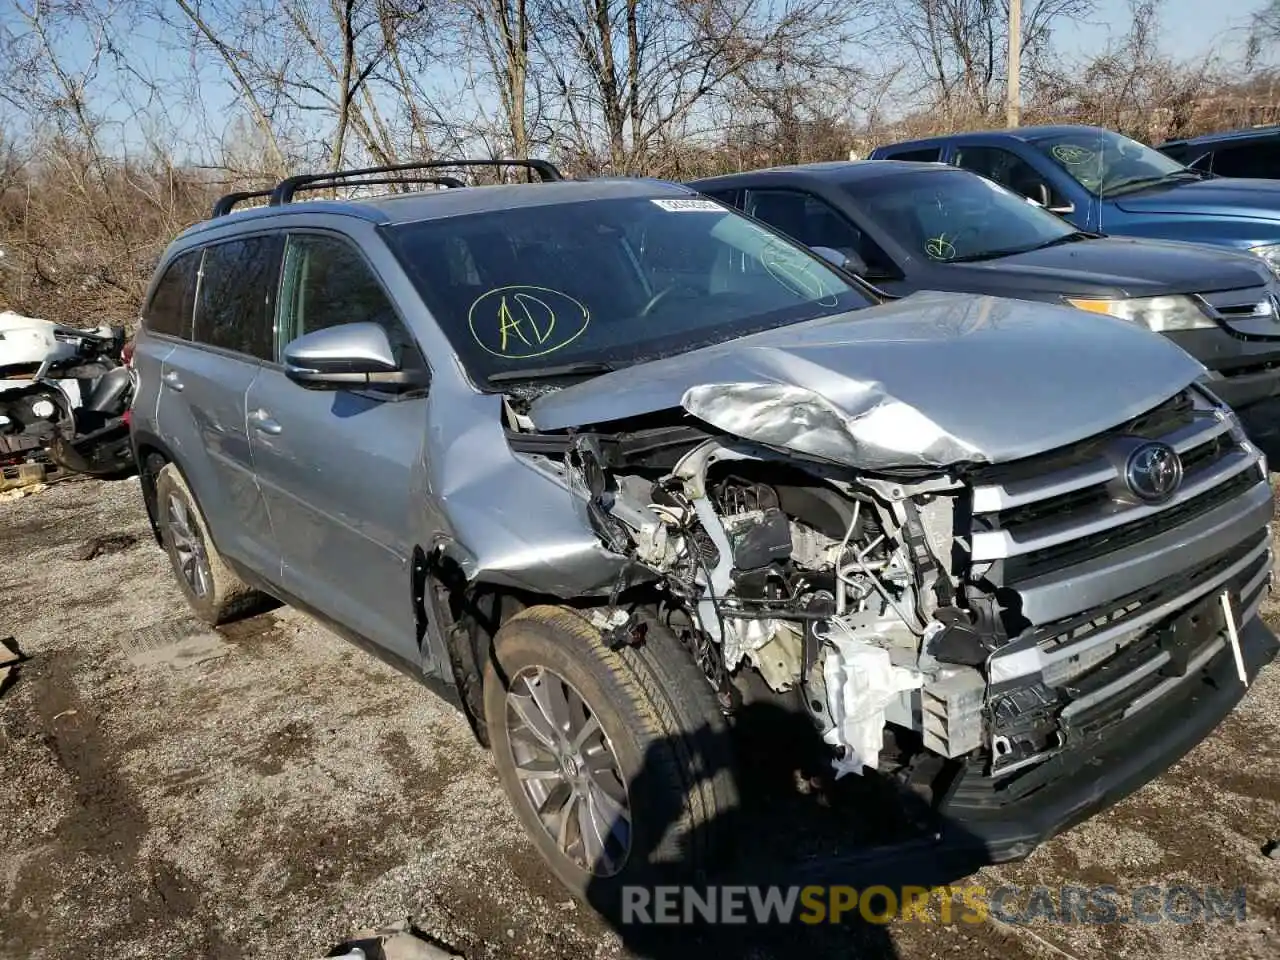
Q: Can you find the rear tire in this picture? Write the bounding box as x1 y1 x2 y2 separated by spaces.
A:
483 605 739 919
154 463 266 625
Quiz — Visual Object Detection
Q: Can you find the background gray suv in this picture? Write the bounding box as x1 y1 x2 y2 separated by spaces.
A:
130 160 1277 918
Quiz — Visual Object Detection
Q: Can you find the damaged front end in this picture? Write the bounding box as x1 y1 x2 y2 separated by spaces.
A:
501 362 1275 841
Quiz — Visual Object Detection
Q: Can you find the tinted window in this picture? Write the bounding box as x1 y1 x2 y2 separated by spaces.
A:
278 234 422 368
699 188 740 208
847 169 1078 263
953 145 1066 207
744 188 897 278
384 196 872 385
193 235 281 360
144 251 198 339
882 147 941 162
1210 143 1280 178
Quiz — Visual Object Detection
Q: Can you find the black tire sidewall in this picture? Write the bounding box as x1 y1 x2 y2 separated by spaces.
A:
154 466 220 624
484 610 695 911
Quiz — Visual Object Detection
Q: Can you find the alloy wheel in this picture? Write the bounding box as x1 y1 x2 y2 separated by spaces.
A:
166 493 212 598
504 665 632 876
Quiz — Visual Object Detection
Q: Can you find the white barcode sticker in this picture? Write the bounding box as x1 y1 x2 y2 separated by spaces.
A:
650 197 724 212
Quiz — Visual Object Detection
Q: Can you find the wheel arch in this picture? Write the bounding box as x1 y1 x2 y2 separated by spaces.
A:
131 428 177 546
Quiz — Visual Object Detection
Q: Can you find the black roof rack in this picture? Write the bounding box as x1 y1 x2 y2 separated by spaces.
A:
211 189 275 218
271 158 562 207
210 159 563 219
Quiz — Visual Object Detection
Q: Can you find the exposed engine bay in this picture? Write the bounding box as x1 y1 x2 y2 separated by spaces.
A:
497 361 1272 804
509 410 998 782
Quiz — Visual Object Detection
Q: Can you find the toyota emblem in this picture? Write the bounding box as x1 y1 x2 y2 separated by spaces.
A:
1124 441 1183 503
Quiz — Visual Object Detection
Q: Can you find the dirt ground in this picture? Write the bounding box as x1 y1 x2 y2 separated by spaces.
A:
1 475 1279 960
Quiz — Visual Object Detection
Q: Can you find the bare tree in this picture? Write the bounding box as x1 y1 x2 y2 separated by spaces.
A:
532 0 867 174
1247 0 1280 67
1029 0 1216 141
875 0 1095 123
169 0 291 175
457 0 536 158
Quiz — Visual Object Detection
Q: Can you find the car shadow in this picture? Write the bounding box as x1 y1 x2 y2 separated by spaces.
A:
584 698 995 959
1237 401 1280 469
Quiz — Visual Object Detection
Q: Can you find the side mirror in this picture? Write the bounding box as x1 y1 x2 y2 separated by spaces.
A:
810 245 869 277
284 322 425 391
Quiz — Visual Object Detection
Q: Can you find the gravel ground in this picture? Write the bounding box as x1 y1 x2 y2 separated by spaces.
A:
1 475 1278 959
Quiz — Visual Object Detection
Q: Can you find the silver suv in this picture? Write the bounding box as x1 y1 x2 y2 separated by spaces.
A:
131 160 1278 910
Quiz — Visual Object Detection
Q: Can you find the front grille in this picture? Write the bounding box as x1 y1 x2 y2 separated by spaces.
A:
1199 285 1280 339
966 386 1272 779
968 387 1265 583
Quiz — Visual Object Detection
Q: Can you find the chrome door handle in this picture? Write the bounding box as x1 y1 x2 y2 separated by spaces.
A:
248 409 282 435
162 370 184 392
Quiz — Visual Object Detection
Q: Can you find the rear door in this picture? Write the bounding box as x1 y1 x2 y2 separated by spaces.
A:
155 233 283 579
245 229 430 662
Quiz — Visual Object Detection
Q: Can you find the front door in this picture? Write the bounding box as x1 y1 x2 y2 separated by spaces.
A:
247 231 430 663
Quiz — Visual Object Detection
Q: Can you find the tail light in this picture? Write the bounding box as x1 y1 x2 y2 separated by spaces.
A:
122 409 132 427
121 339 135 367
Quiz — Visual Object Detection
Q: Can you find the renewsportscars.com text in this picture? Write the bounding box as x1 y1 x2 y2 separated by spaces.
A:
620 884 1248 926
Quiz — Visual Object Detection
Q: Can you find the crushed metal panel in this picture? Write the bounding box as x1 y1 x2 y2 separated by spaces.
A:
421 387 632 596
682 381 985 471
527 292 1207 469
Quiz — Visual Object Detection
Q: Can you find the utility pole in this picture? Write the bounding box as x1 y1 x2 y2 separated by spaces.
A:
1007 0 1022 128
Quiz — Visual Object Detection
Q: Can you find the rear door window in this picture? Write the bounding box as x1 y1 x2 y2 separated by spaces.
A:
881 146 942 162
143 251 199 339
193 235 282 360
698 188 741 209
744 188 898 278
953 145 1064 206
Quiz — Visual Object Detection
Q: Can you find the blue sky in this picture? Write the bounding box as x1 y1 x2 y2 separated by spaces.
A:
1059 0 1261 58
0 0 1269 158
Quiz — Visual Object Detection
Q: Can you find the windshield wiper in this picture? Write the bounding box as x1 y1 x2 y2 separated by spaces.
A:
486 360 617 383
1026 230 1095 250
947 231 1094 263
1103 170 1204 197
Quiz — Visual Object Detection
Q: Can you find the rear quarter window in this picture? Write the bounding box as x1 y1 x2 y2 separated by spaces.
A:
143 251 199 339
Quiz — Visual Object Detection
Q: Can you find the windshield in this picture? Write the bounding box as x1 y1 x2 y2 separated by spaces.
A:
846 169 1079 262
1031 129 1193 198
384 195 873 385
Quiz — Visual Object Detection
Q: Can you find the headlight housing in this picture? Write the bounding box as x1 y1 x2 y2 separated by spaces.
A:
1249 242 1280 281
1065 294 1217 332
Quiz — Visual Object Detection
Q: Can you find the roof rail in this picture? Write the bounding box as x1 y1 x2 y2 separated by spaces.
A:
211 173 476 219
211 189 275 219
269 158 563 207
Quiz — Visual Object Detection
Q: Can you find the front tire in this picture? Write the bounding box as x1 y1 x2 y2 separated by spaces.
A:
483 605 739 916
154 463 265 625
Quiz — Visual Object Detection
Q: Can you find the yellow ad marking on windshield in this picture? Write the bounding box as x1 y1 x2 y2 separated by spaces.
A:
469 285 591 359
1051 144 1095 166
925 235 956 261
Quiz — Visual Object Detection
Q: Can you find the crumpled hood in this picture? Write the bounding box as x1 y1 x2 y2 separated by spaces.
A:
527 292 1207 470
